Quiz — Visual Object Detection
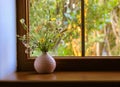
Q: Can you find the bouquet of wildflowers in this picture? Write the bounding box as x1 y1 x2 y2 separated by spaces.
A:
18 17 67 54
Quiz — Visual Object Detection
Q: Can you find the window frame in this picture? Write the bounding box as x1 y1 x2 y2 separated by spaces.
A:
17 0 120 72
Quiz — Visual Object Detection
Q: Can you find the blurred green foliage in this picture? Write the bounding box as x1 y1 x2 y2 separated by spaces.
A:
30 0 120 56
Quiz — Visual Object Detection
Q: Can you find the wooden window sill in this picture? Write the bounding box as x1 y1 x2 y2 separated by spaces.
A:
1 71 120 87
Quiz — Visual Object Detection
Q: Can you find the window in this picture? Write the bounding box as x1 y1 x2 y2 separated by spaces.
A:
17 0 120 71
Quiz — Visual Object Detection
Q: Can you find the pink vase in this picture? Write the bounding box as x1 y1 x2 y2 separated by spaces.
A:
34 52 56 74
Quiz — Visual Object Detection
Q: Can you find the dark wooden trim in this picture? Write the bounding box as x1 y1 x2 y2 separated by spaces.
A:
16 56 120 71
16 0 29 71
81 0 85 57
55 57 120 71
17 0 120 72
1 81 120 87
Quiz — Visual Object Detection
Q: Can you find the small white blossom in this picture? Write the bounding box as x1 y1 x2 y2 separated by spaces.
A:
66 0 69 5
20 18 25 24
56 20 62 26
72 4 75 9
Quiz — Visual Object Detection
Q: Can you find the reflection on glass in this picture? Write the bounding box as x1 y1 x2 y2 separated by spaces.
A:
29 0 81 56
85 0 120 56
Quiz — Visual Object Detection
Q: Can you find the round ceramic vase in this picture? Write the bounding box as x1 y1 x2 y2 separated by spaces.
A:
34 52 56 74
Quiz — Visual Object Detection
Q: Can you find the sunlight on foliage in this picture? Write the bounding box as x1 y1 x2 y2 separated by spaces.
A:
29 0 120 56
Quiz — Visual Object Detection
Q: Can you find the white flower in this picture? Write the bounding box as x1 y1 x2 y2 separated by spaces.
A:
66 0 69 5
20 18 25 24
56 20 62 26
72 4 75 9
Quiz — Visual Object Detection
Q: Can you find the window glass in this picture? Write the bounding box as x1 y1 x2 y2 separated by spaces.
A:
85 0 120 56
29 0 120 57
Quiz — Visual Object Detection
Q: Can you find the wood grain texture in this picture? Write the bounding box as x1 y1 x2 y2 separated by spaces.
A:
1 71 120 81
1 72 120 87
